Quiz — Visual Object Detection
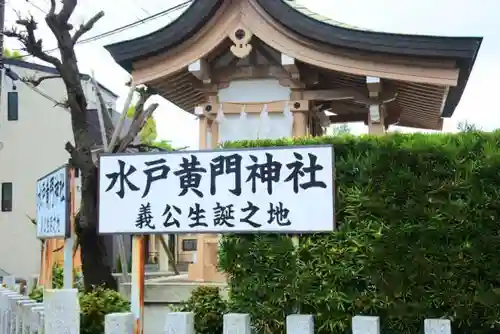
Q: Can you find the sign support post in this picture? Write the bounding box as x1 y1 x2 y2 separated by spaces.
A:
63 166 76 288
36 164 71 289
131 236 145 334
43 239 54 289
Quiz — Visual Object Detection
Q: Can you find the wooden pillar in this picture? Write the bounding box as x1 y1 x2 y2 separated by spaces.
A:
210 118 219 149
366 76 386 135
199 116 208 148
188 113 225 282
293 111 308 137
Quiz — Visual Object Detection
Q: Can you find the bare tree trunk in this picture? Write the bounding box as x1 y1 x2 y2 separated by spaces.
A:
5 1 116 291
74 168 117 291
5 0 158 291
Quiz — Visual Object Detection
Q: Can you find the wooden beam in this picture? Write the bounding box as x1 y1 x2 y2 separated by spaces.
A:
329 113 366 123
281 53 300 80
296 88 394 105
439 86 450 116
212 65 291 82
202 100 309 114
191 81 219 93
330 103 367 114
299 88 362 101
188 59 211 83
254 39 280 66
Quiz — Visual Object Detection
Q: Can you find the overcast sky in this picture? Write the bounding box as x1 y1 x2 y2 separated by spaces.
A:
5 0 498 148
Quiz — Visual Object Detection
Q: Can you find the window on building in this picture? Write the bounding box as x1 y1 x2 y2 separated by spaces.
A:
1 183 12 212
7 92 18 121
182 239 197 252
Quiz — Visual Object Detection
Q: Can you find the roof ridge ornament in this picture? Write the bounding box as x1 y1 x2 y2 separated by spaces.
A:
229 26 253 59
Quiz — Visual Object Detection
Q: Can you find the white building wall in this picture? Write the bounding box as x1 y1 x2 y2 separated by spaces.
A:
0 64 117 278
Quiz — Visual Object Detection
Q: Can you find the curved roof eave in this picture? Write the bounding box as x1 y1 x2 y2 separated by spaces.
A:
259 0 482 59
104 0 224 72
104 0 483 118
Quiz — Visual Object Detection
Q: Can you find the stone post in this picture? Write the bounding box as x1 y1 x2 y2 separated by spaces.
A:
29 305 44 334
8 295 29 333
286 315 314 334
43 289 80 333
424 319 451 334
25 276 38 296
3 275 16 290
15 299 37 334
223 313 251 334
164 312 194 334
1 290 21 333
352 316 380 334
20 302 42 334
105 312 134 334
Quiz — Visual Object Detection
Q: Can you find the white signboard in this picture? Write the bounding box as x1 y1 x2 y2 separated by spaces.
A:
36 165 70 239
98 145 335 234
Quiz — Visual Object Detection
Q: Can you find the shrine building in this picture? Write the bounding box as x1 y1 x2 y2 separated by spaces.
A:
105 0 482 281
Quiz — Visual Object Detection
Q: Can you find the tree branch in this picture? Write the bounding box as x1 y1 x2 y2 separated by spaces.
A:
132 87 154 120
47 0 56 17
57 0 77 25
90 74 114 131
53 245 64 252
23 74 61 87
118 103 159 151
72 11 105 44
4 16 61 67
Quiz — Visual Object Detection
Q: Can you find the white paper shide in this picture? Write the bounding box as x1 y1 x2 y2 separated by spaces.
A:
98 145 335 234
36 165 69 239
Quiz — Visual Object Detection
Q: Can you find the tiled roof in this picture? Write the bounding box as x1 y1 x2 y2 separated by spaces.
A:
283 0 370 31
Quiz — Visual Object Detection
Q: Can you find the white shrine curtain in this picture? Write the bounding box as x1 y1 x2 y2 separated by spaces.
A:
216 79 294 143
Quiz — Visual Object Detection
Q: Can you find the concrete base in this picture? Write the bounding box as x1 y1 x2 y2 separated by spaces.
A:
112 271 174 285
119 274 228 304
119 274 228 334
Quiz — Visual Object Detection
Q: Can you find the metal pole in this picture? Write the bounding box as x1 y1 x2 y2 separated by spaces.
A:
63 167 76 288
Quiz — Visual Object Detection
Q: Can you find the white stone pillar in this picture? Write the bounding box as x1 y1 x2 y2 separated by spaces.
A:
15 300 37 334
21 302 42 334
164 312 195 334
105 312 134 334
43 289 80 333
29 305 44 334
0 288 7 330
25 276 38 296
8 295 29 333
223 313 251 334
352 315 380 334
286 314 314 334
3 275 16 290
424 319 451 334
1 290 21 334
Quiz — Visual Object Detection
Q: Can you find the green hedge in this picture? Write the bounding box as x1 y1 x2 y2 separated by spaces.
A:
178 286 227 334
219 132 500 334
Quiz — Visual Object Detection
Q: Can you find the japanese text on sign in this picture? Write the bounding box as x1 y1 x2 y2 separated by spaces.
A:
98 145 335 234
36 165 69 239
